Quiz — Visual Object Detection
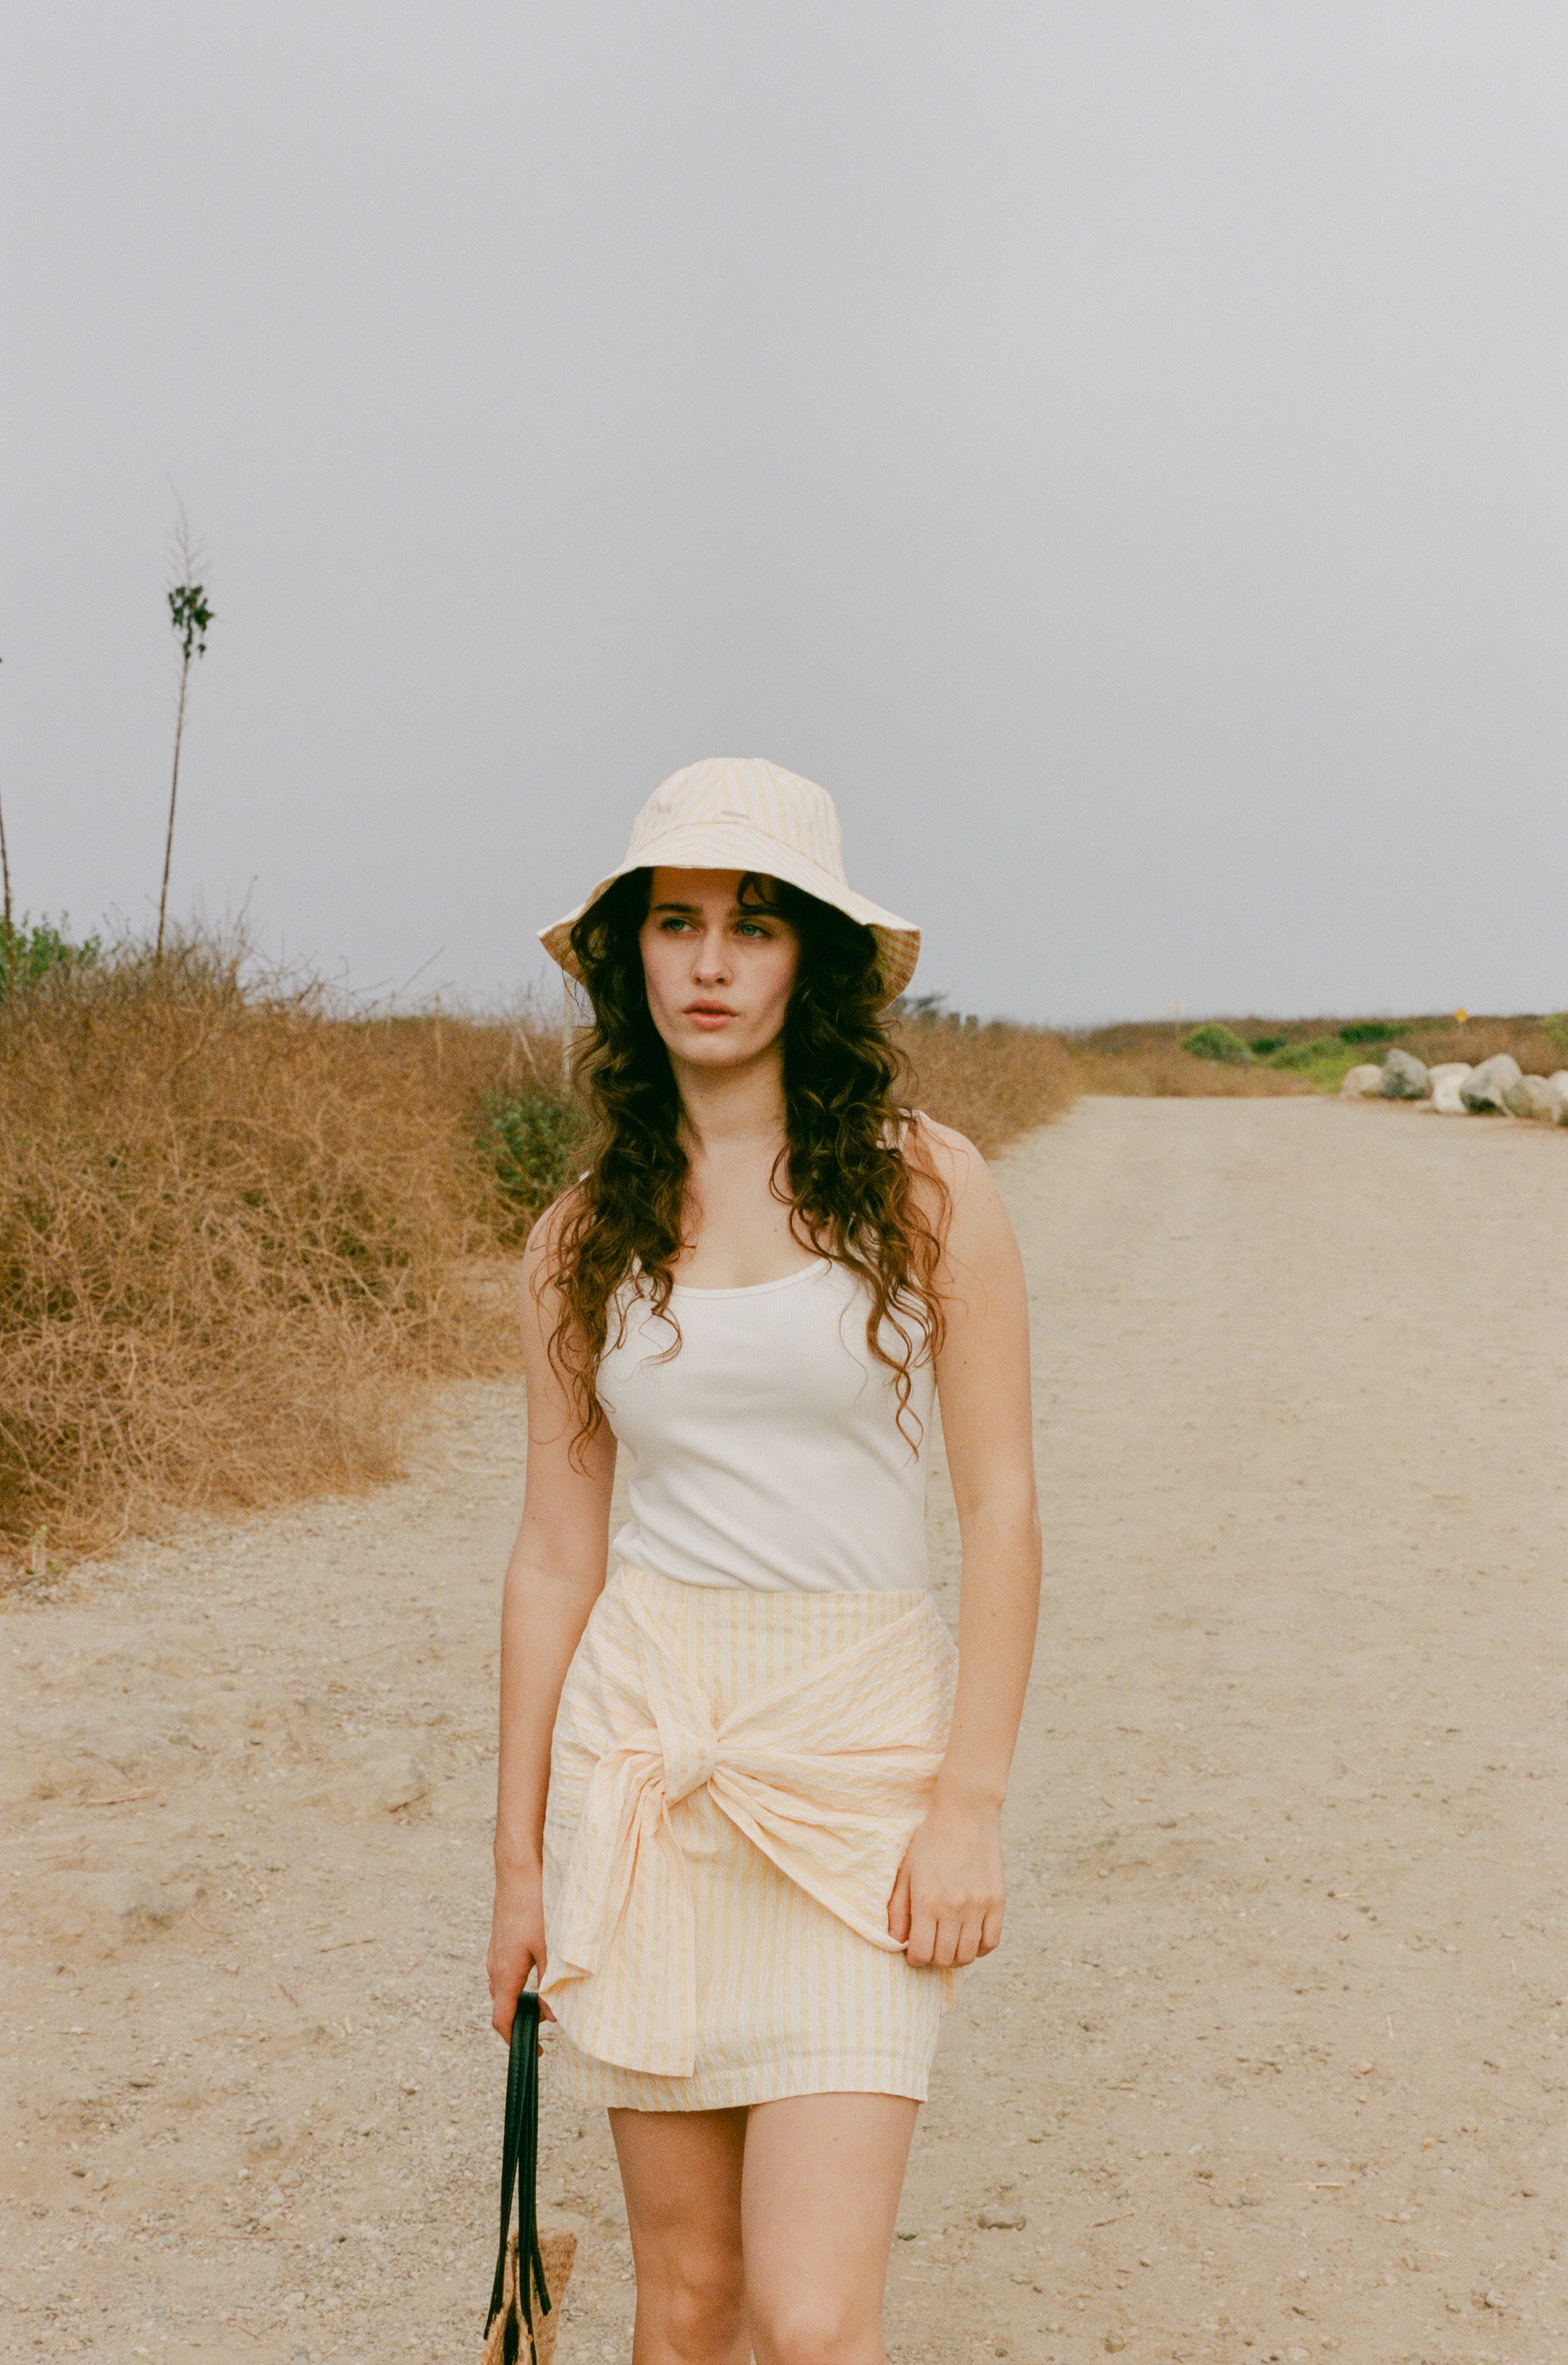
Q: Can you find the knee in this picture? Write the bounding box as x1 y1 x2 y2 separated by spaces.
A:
750 2292 881 2365
645 2246 747 2363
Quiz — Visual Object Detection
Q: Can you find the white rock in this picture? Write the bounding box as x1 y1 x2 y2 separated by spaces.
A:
1379 1048 1431 1099
1427 1062 1472 1085
322 1739 428 1816
1430 1070 1471 1114
1339 1064 1383 1099
36 1870 178 1946
99 1872 178 1928
365 1754 426 1813
1502 1072 1556 1121
1547 1071 1568 1124
1460 1053 1522 1114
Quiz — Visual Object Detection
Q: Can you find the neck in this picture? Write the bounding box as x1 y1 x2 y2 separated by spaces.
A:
671 1043 787 1158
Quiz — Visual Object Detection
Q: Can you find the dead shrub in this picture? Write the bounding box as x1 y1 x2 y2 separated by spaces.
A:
894 1017 1080 1154
1389 1016 1568 1076
0 939 559 1563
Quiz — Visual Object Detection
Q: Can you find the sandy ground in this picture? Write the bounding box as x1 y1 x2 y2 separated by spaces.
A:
3 1093 1566 2365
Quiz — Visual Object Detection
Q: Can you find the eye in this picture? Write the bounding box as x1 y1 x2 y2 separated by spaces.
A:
735 920 774 938
657 915 694 933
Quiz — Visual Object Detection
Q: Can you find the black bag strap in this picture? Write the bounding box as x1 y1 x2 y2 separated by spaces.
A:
484 1991 553 2356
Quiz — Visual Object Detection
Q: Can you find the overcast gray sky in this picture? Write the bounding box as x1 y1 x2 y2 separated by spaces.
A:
5 2 1563 1022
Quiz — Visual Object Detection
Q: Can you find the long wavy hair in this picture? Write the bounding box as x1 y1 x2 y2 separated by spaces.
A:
543 867 947 1452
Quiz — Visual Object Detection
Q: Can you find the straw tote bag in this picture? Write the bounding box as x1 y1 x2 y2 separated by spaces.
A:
482 1994 577 2365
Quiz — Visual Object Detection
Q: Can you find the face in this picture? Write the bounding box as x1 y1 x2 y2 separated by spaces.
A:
639 868 801 1069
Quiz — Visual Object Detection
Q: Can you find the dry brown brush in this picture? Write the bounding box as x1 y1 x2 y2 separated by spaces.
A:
0 940 558 1565
1377 1015 1568 1075
894 1015 1081 1152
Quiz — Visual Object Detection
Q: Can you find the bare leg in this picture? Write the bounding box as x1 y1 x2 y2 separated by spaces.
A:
741 2093 920 2365
610 2106 750 2365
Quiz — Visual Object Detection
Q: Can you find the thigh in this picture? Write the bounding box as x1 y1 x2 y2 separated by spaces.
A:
610 2109 752 2270
741 2093 919 2365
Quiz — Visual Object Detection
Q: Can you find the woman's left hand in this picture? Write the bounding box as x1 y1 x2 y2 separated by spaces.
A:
888 1795 1005 1968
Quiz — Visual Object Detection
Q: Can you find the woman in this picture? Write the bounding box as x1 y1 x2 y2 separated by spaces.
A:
488 758 1040 2365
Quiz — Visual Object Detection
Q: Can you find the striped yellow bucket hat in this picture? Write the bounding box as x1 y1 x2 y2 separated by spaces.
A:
539 757 920 1002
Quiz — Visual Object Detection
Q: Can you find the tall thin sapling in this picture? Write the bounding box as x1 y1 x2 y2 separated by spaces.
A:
156 518 215 961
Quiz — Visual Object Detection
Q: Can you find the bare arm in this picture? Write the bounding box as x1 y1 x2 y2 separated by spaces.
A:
487 1200 617 2038
889 1120 1041 1969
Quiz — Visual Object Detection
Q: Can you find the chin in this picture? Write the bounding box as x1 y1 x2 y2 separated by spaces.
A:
679 1031 759 1065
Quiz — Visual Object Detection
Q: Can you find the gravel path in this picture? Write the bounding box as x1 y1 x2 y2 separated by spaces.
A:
3 1095 1565 2363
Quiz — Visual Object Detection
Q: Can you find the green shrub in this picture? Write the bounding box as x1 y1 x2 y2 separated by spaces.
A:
1338 1020 1399 1045
1180 1022 1251 1067
1266 1034 1345 1071
480 1087 582 1234
0 917 99 1000
1248 1034 1288 1056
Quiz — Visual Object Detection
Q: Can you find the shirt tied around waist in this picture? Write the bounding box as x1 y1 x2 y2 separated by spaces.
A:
540 1566 957 2079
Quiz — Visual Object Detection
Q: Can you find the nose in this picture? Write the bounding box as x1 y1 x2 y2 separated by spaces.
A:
693 926 733 985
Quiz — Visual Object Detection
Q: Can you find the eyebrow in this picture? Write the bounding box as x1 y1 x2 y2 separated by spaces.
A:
648 898 777 917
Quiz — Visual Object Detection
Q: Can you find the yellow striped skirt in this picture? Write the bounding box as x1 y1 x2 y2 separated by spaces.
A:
540 1563 959 2111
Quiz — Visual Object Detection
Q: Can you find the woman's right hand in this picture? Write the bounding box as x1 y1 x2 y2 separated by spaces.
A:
487 1863 555 2039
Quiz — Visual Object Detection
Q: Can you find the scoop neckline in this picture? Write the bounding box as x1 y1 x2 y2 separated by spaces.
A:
669 1259 832 1300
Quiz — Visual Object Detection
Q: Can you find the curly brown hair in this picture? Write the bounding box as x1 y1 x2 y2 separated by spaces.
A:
543 867 947 1453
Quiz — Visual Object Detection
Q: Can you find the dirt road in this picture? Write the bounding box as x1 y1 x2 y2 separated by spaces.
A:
4 1096 1566 2363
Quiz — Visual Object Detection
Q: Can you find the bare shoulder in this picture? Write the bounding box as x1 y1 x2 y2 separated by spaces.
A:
517 1185 587 1354
904 1112 1022 1300
520 1182 585 1284
903 1110 1002 1219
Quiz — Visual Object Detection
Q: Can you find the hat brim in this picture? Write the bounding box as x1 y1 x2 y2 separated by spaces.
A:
538 822 920 1004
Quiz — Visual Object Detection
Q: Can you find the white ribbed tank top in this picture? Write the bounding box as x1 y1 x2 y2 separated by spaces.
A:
595 1259 936 1594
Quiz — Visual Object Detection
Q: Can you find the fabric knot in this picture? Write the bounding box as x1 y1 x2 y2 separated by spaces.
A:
661 1721 719 1805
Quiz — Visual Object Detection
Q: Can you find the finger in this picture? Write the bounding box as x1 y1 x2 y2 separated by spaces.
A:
952 1915 983 1969
887 1865 912 1943
978 1906 1004 1957
490 1953 543 2039
929 1915 959 1971
905 1907 938 1968
493 1992 555 2037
